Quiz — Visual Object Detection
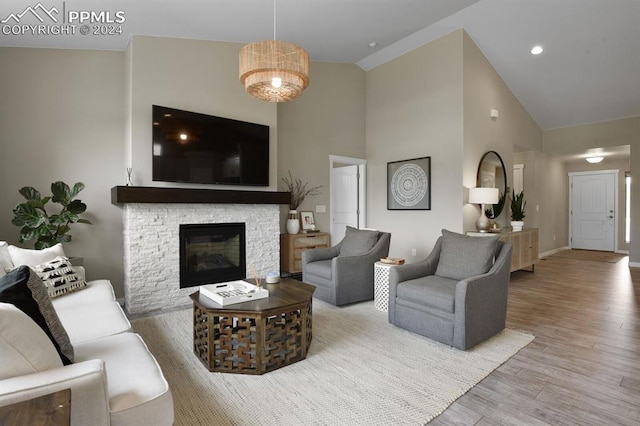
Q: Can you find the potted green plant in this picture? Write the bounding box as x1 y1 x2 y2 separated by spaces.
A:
12 181 92 249
281 171 322 234
509 189 526 231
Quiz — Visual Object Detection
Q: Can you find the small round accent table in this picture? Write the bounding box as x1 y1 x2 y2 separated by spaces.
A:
374 261 394 312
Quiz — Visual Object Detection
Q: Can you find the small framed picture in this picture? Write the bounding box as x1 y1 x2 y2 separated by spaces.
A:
300 211 316 231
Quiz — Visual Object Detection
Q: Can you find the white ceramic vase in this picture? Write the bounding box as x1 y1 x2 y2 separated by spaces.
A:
286 210 300 234
511 220 524 232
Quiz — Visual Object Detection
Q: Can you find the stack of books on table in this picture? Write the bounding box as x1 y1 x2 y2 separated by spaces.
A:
199 280 269 306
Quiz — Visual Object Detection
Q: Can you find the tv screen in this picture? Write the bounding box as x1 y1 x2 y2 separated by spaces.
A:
152 105 269 186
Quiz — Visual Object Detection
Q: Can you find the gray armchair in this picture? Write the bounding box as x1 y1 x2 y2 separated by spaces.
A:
302 227 391 306
388 229 512 350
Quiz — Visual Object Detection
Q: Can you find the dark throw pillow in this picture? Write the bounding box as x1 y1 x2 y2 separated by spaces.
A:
339 226 380 256
435 229 499 280
0 266 74 365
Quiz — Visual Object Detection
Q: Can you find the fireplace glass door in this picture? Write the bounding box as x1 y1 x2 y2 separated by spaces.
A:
180 223 246 288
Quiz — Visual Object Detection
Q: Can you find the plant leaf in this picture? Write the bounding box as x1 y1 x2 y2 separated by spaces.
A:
12 203 46 228
71 182 85 198
77 218 92 224
66 199 87 215
51 181 71 205
18 186 41 201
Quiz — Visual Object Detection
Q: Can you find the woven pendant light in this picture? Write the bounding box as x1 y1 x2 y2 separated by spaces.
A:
239 1 309 102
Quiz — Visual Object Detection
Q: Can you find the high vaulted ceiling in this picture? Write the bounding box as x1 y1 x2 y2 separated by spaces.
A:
1 0 638 133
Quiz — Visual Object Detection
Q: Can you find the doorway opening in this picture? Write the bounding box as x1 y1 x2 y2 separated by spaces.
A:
329 155 366 245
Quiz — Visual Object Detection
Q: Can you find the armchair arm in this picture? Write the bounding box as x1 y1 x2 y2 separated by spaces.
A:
0 359 110 426
302 245 341 265
453 242 513 349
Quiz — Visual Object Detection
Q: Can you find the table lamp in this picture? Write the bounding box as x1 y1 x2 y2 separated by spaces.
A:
469 187 499 232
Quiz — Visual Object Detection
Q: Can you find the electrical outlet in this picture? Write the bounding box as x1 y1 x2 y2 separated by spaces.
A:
411 248 417 256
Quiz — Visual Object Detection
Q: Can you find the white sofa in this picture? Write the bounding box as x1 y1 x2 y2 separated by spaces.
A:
0 244 174 426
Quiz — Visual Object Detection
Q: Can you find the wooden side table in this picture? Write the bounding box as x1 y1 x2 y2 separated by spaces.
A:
280 232 330 274
0 388 71 426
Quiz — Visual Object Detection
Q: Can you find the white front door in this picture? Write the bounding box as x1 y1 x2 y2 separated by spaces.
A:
570 171 617 251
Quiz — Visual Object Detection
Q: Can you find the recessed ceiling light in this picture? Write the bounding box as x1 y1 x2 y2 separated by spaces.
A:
368 42 377 48
531 45 543 55
586 156 604 164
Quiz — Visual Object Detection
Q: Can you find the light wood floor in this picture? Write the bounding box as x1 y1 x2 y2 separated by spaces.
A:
431 254 640 425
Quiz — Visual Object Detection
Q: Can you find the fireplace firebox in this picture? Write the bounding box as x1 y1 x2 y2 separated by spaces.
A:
179 223 246 288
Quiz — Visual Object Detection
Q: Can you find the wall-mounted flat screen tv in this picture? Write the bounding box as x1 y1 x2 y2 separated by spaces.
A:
152 105 269 186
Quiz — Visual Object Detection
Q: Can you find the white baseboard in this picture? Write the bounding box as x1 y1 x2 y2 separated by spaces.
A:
629 262 640 268
539 246 570 258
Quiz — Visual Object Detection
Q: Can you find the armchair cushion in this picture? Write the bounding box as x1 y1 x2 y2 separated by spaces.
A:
0 266 74 364
304 259 333 280
396 275 458 313
435 229 499 280
339 226 379 256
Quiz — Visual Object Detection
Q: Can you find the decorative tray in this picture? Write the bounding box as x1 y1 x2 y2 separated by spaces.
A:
380 257 405 265
199 280 269 306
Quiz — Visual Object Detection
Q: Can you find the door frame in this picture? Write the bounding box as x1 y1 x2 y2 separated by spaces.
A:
329 155 366 241
568 170 618 251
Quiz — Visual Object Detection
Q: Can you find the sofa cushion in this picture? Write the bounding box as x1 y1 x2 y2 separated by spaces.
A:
0 302 63 380
74 332 173 424
52 279 116 311
33 256 87 298
0 266 74 364
56 301 132 345
8 243 66 267
340 226 379 256
396 275 458 313
305 259 333 280
0 241 13 272
435 229 499 280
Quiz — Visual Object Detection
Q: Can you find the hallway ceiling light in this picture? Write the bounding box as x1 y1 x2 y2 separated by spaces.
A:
586 156 604 163
239 1 309 102
531 45 543 55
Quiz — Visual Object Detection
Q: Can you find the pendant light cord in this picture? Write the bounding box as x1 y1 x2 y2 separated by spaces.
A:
273 0 277 40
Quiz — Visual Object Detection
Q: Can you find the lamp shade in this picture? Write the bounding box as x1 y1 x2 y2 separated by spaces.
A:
469 187 499 204
239 40 309 102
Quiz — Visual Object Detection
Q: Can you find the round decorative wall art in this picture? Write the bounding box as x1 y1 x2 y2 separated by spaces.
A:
387 157 431 210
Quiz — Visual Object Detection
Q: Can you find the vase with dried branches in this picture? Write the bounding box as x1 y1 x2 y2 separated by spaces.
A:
281 170 322 234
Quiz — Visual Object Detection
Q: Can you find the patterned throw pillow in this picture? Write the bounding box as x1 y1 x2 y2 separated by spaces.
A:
34 256 87 298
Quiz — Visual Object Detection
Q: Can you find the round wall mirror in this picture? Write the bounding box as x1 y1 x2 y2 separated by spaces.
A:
477 151 507 219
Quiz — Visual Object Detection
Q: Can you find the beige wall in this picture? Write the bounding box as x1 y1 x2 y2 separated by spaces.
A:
0 47 126 290
126 36 277 190
366 30 464 260
514 151 569 254
277 62 366 234
461 32 542 232
565 158 630 252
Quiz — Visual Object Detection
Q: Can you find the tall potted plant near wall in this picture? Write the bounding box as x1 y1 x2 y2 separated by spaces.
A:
509 189 526 232
11 181 92 249
281 171 322 234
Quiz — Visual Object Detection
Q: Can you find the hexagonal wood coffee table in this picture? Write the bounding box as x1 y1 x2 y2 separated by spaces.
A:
190 278 315 375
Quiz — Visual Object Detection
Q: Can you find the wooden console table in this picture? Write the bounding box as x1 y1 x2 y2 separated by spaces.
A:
468 228 538 272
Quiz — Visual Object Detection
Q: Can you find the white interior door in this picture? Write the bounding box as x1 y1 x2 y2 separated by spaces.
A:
331 165 359 244
570 171 616 251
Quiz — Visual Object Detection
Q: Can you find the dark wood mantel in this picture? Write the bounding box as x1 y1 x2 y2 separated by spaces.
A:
111 186 290 205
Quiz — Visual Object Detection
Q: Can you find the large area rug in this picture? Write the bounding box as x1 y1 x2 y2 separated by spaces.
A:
550 249 627 263
132 300 534 425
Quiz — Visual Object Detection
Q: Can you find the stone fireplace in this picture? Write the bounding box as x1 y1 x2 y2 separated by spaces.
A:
114 186 289 315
